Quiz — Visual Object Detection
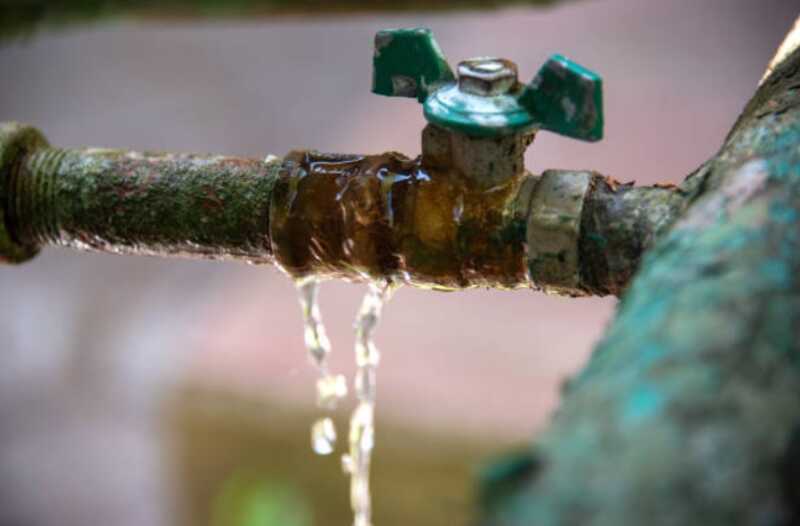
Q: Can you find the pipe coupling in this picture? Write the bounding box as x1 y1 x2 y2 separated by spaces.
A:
526 169 593 295
0 122 47 264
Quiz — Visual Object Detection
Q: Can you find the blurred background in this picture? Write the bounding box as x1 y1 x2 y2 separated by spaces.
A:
0 1 796 525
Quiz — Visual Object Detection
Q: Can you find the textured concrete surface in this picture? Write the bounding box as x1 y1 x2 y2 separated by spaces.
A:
0 1 796 524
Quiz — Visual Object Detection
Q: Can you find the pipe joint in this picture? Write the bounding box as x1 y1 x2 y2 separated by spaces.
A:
0 122 48 264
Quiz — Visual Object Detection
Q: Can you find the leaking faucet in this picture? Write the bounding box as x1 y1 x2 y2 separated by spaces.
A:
0 28 685 297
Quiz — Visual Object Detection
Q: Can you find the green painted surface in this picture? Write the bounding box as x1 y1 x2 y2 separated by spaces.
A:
519 54 604 142
371 28 454 102
373 29 603 140
423 84 536 137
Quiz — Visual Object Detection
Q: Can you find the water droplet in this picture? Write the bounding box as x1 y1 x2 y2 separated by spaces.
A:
341 454 354 474
296 278 398 526
311 417 337 456
354 367 376 402
350 403 375 455
297 279 344 459
298 279 332 368
355 340 380 368
317 374 348 409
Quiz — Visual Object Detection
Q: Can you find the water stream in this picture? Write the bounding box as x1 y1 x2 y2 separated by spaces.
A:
297 278 347 455
296 278 395 526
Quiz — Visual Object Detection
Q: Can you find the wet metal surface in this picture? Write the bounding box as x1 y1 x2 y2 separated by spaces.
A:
0 1 796 525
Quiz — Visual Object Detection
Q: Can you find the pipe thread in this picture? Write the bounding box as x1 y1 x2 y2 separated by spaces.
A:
13 148 66 246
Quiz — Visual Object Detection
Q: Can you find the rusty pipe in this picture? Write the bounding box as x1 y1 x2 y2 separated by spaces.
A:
0 122 686 296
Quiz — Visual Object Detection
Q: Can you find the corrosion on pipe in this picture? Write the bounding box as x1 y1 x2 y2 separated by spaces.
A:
0 122 686 296
1 124 280 263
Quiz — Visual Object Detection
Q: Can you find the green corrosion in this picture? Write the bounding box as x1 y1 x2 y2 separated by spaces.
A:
578 177 687 296
0 123 47 263
481 47 800 526
8 141 281 262
0 121 688 297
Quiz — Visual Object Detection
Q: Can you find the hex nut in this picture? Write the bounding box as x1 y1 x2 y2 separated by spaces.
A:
457 58 518 97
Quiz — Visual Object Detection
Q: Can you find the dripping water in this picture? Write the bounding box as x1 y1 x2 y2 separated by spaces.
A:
296 277 395 526
297 278 347 455
311 416 337 455
344 280 394 526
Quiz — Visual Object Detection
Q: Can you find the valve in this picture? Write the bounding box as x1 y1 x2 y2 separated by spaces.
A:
372 27 603 140
0 30 643 297
370 28 607 290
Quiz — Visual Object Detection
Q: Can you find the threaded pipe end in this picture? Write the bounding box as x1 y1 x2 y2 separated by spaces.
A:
13 147 66 246
0 122 48 263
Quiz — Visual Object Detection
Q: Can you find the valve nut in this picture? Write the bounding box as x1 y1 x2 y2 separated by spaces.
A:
457 58 518 97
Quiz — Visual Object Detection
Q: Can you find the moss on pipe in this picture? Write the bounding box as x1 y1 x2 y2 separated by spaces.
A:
6 139 281 263
0 128 686 295
480 44 800 526
0 123 47 263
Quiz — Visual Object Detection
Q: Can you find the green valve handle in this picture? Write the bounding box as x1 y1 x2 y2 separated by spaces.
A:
372 27 603 140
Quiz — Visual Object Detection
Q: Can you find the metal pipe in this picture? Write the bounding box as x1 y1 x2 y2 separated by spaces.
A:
11 142 280 264
0 29 689 295
0 122 686 296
